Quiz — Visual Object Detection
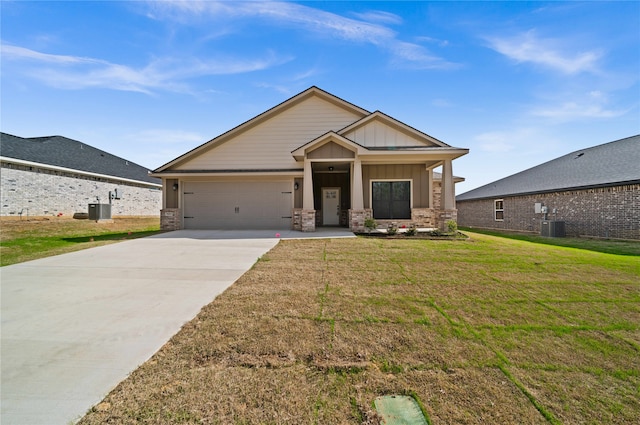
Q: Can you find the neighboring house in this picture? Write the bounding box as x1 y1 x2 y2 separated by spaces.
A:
456 135 640 240
152 86 468 231
1 132 162 218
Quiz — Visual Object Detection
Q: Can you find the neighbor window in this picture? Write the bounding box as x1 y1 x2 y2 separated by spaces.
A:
494 199 504 221
372 181 411 219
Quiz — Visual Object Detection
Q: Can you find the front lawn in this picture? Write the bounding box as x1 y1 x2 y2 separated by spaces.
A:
79 232 639 424
0 217 162 266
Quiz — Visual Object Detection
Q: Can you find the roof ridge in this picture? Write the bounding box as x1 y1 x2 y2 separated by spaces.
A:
153 86 371 172
457 134 640 200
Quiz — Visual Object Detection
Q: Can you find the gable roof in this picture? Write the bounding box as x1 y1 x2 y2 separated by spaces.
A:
291 131 366 160
154 86 370 172
0 132 160 185
456 135 640 201
338 110 450 147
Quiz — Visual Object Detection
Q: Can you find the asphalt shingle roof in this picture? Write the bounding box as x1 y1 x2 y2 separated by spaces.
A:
456 135 640 201
1 132 160 185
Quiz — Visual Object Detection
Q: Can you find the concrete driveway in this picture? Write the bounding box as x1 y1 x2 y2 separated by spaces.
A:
1 229 354 424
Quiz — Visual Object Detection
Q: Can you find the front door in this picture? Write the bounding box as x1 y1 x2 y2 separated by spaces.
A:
322 188 340 226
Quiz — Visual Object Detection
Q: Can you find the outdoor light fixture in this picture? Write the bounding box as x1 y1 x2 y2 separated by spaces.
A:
172 183 179 191
294 182 299 190
328 166 334 171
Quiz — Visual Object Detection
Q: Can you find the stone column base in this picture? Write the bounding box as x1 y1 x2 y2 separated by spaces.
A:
299 209 316 232
349 209 372 232
437 209 458 231
161 208 182 231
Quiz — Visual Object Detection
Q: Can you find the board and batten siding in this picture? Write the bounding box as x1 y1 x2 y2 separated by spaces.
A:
343 119 432 148
176 96 363 171
363 164 431 209
307 141 355 159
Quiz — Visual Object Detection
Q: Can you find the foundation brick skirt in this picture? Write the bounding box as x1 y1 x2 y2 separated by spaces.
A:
411 208 436 228
437 209 458 231
292 209 316 232
349 209 372 232
161 208 181 230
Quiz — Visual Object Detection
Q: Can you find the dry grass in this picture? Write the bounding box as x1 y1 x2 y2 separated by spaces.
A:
79 233 639 424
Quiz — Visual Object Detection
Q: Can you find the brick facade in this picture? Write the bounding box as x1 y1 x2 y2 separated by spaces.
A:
292 209 316 232
160 208 181 230
457 183 640 240
1 162 161 218
348 209 372 232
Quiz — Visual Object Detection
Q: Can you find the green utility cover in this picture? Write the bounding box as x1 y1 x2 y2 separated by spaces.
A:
374 395 429 425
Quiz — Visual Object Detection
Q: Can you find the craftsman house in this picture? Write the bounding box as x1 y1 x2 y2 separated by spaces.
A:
152 87 468 232
1 132 161 218
456 135 640 240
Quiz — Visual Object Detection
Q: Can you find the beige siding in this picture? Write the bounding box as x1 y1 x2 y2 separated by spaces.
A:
182 180 292 229
363 164 430 208
176 96 362 171
294 177 303 208
307 141 355 159
165 178 179 208
343 119 433 148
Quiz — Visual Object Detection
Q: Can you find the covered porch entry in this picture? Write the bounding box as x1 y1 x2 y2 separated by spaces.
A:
291 132 461 233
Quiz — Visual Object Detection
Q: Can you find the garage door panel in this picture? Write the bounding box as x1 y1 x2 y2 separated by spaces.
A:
183 181 292 229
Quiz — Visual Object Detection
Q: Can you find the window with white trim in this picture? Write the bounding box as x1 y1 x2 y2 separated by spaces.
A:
494 199 504 221
371 180 411 219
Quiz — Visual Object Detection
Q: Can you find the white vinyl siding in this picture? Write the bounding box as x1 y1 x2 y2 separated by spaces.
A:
176 96 361 171
343 119 432 148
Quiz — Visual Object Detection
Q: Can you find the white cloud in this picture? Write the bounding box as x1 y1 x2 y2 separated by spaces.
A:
531 90 628 121
144 1 457 70
416 36 450 47
432 98 453 108
531 102 626 120
351 10 403 25
486 30 602 74
1 43 103 65
1 43 290 94
474 128 539 153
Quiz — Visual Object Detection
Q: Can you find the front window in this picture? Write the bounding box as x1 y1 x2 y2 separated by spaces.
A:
372 181 411 219
495 199 504 221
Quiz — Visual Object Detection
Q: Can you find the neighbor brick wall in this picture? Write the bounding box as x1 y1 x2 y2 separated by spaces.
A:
1 163 161 217
457 183 640 240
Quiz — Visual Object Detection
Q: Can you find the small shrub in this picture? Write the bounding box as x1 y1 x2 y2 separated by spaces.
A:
387 223 398 235
405 225 417 236
446 219 458 234
364 217 377 232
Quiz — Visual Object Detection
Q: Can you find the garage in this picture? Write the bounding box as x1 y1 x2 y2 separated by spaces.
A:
182 181 293 229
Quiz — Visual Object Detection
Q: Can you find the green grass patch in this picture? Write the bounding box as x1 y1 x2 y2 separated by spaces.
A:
460 227 640 256
0 218 162 266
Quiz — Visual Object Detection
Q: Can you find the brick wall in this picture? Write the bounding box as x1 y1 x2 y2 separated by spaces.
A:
160 208 181 230
1 163 161 217
457 183 640 240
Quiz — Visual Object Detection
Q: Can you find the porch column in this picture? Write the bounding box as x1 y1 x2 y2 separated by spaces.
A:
303 158 314 210
441 159 455 210
426 167 434 208
351 158 364 210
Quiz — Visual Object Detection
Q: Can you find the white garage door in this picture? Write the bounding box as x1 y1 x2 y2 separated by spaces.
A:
182 181 293 229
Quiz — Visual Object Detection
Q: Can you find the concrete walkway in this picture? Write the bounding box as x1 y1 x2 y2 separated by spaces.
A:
0 228 354 424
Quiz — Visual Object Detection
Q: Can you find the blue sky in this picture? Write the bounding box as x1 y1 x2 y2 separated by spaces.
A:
2 1 639 194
